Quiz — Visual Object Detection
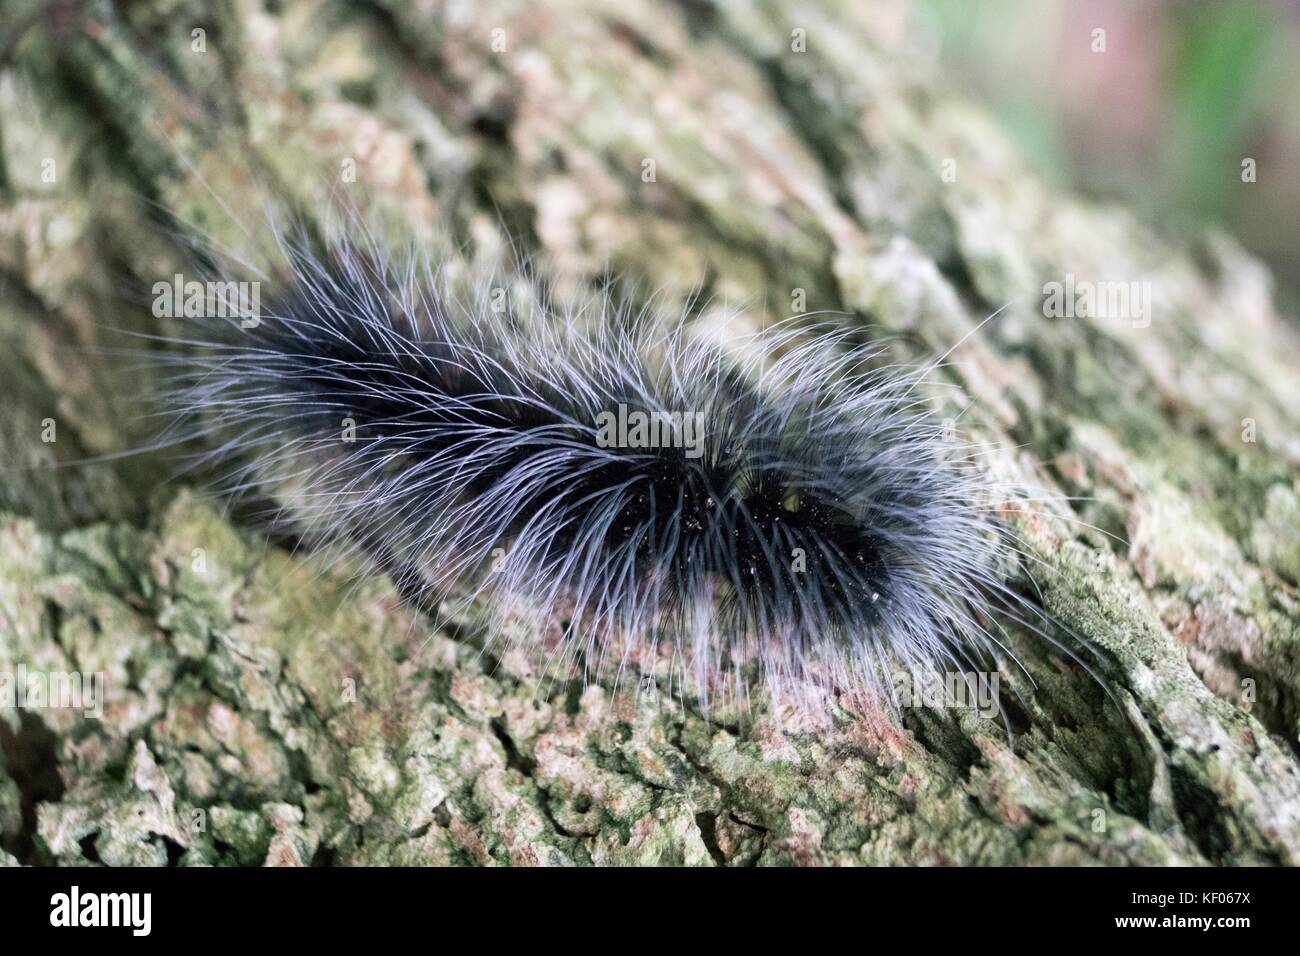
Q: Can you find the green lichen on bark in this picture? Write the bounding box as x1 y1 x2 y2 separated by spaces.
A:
1 0 1299 865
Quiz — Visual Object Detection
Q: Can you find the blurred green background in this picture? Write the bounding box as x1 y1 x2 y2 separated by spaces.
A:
918 0 1300 311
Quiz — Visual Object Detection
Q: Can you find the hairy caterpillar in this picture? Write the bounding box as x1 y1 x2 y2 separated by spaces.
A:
145 211 1085 723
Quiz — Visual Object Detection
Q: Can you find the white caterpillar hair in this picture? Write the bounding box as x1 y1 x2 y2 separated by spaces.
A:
149 212 1078 722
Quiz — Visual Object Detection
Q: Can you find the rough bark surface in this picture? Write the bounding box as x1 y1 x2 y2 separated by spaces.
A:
2 0 1299 866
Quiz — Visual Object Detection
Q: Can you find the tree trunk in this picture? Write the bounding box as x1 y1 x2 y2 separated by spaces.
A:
2 0 1299 866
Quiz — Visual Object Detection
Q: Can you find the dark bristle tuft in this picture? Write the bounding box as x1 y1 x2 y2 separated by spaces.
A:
156 228 1040 719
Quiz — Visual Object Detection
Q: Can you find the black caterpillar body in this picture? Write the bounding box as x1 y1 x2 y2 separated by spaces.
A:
160 227 1040 716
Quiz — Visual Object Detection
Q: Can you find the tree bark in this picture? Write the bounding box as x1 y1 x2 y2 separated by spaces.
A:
2 0 1299 866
